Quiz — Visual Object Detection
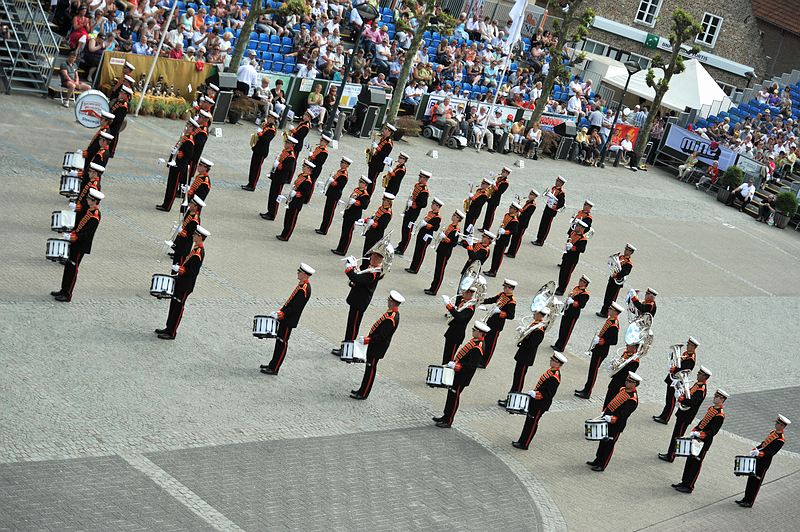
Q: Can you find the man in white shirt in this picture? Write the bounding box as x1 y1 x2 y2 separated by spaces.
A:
472 107 490 153
727 178 756 211
236 59 259 96
165 24 184 50
566 90 584 119
297 59 318 79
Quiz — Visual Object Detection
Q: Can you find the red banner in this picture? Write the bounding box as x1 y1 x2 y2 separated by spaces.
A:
609 124 640 148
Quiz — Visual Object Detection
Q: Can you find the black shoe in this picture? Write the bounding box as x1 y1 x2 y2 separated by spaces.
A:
259 213 274 220
349 392 365 400
432 416 444 423
653 416 668 425
331 249 345 256
54 294 71 302
505 253 516 258
154 328 167 335
404 268 417 274
554 290 564 296
671 483 685 489
424 289 436 296
331 348 342 356
736 500 753 508
550 345 559 351
276 235 288 241
574 390 590 399
591 465 604 472
155 205 169 211
50 290 64 297
586 461 597 466
157 332 175 340
532 240 543 246
512 441 528 450
435 421 451 428
556 263 561 267
315 229 327 235
484 271 497 277
595 311 607 318
657 453 674 462
674 485 692 493
497 399 507 408
241 185 255 191
488 149 495 153
478 363 486 369
260 367 277 375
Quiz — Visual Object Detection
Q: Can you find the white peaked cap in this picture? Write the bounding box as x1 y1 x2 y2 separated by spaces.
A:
474 321 490 333
610 302 624 313
503 279 518 287
89 162 105 172
195 225 210 237
552 352 567 363
199 157 214 167
627 371 642 383
455 209 465 218
389 290 405 304
299 263 315 275
192 196 206 207
88 189 104 200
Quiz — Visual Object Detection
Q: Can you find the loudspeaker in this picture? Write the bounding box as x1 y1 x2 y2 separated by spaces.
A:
368 88 387 105
217 72 238 91
554 120 577 137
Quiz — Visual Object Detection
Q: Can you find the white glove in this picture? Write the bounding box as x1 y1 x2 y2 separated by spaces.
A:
446 361 456 369
167 160 177 168
171 264 179 272
354 219 365 226
423 234 432 242
527 389 537 398
407 221 414 229
364 218 373 226
690 431 700 439
750 449 759 457
170 146 178 155
491 307 501 315
497 228 505 235
406 199 413 209
68 202 76 210
566 243 573 251
566 296 574 305
372 142 378 150
180 184 188 194
454 230 461 239
290 190 298 197
348 198 356 206
478 305 487 311
442 295 452 306
62 232 71 239
357 335 366 344
345 256 357 268
276 194 286 203
602 415 612 423
593 335 600 345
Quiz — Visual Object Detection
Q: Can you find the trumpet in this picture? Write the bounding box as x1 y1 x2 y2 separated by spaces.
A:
319 173 334 195
463 183 474 211
430 228 449 250
276 188 295 209
356 217 373 236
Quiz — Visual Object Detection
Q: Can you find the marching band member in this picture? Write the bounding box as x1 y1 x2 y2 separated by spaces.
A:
259 136 298 221
654 337 699 424
260 263 314 375
433 321 489 428
80 133 112 194
463 177 492 234
737 415 790 507
350 290 404 400
406 198 442 274
316 156 352 235
603 343 639 409
499 308 549 404
276 160 315 241
482 166 511 230
73 163 104 226
396 170 431 256
597 244 635 317
555 219 589 295
330 249 386 353
50 189 103 302
552 275 590 353
360 192 394 266
243 111 279 191
367 124 396 196
532 176 565 246
459 230 494 274
658 366 710 462
566 199 593 234
484 202 519 278
331 176 371 256
307 135 331 188
425 210 463 296
587 371 640 472
156 118 197 212
479 279 517 367
187 110 212 178
289 110 312 155
512 352 566 450
383 152 408 196
109 61 135 100
187 157 212 204
108 85 131 158
631 287 658 317
506 189 538 258
156 225 209 340
440 287 477 363
171 196 204 265
672 389 728 493
575 302 623 399
82 111 114 177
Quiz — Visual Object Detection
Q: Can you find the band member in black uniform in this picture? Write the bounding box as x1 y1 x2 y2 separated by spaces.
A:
72 163 103 227
109 61 135 100
188 110 212 178
654 336 700 424
187 157 212 204
331 176 371 255
276 160 314 241
367 124 395 196
156 225 209 340
330 250 387 353
512 352 566 449
433 321 489 428
108 85 131 158
243 111 279 191
575 302 623 399
588 371 640 471
316 156 353 235
260 263 314 375
499 308 549 404
440 287 477 363
307 135 330 188
80 133 111 194
532 175 565 246
672 389 728 493
463 177 492 234
350 290 404 400
658 366 710 462
506 189 538 258
484 202 519 277
406 198 442 273
157 118 197 212
552 275 590 352
630 287 658 317
289 111 312 154
566 199 593 234
482 166 511 230
479 279 517 367
383 152 408 196
396 170 431 255
556 220 589 295
737 415 790 507
360 192 394 264
260 136 298 220
425 210 463 296
171 196 204 265
51 189 103 302
82 112 114 177
597 243 635 317
459 230 494 274
603 343 639 409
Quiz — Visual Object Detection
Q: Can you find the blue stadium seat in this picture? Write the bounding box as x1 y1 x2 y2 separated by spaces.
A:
247 40 258 50
281 44 292 54
283 63 294 74
262 60 272 71
270 34 280 44
284 56 296 65
259 33 270 42
258 42 268 52
462 83 471 93
249 32 258 41
281 36 293 47
269 43 281 53
272 62 283 72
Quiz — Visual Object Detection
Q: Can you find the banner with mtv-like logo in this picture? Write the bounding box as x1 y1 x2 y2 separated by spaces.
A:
660 124 738 171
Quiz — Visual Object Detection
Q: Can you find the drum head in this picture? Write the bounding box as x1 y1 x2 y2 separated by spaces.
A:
75 90 110 129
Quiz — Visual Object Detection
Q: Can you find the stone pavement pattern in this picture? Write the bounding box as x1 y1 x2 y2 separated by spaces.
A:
1 95 799 530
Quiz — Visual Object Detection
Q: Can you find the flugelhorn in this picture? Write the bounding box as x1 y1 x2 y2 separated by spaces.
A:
607 253 622 275
667 344 693 411
606 314 654 376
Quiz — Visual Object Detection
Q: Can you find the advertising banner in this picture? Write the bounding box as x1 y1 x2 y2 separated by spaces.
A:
660 124 738 171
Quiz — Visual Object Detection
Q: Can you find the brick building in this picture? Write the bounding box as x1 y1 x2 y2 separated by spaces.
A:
751 0 800 79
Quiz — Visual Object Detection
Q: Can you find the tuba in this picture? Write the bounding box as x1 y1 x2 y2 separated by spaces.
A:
667 344 693 411
516 281 561 342
608 253 622 275
606 313 653 376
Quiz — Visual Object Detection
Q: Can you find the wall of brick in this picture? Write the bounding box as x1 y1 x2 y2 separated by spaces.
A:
757 21 800 79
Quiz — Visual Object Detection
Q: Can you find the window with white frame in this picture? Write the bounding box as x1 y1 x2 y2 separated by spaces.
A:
634 0 662 27
581 39 608 56
628 53 651 71
696 13 723 47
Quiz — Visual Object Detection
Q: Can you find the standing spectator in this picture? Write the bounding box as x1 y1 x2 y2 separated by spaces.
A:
236 56 259 96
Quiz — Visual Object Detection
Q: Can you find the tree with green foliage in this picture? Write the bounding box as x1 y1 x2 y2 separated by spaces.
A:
633 9 703 161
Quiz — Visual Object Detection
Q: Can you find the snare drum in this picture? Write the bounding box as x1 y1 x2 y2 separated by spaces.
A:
63 151 85 170
253 315 278 338
45 238 70 262
59 174 81 198
584 419 609 441
426 365 455 388
51 210 76 232
733 455 757 476
675 437 694 457
340 340 367 363
505 392 530 415
149 274 175 299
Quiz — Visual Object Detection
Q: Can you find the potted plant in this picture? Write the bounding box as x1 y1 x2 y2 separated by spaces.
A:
153 99 168 118
139 97 152 116
166 101 178 120
773 191 798 229
716 166 744 203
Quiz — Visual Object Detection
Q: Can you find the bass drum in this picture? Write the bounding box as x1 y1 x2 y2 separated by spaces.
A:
74 90 110 128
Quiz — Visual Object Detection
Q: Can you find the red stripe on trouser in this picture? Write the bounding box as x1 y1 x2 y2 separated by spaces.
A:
483 206 495 229
250 155 265 187
511 227 526 255
583 352 603 393
282 207 299 239
341 225 354 254
167 293 189 336
523 411 542 447
659 387 676 421
512 362 527 392
321 198 336 231
667 418 689 459
359 360 378 397
602 283 621 313
484 332 499 366
558 261 576 292
430 254 448 292
559 317 577 350
601 433 620 468
271 327 290 371
444 385 462 424
398 225 411 253
345 309 361 342
687 456 704 489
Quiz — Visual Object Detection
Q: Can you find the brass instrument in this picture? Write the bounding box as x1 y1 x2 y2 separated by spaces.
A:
456 260 487 298
364 232 394 275
430 228 451 251
624 288 640 322
606 314 653 376
608 253 622 275
319 172 334 195
357 216 373 236
463 183 474 212
667 344 693 411
365 131 381 164
516 281 561 343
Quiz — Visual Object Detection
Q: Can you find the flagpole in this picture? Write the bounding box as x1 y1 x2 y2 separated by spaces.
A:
135 0 178 116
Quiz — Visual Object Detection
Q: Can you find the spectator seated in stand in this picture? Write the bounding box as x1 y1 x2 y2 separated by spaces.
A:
727 178 757 211
59 51 91 107
695 161 720 190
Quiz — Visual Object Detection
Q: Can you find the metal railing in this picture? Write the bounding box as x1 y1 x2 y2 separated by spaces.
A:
0 0 23 92
11 0 60 90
